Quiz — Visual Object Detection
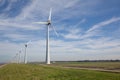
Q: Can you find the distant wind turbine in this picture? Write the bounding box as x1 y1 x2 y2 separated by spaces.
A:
24 40 31 64
11 53 18 63
15 53 19 63
34 8 58 64
18 50 21 63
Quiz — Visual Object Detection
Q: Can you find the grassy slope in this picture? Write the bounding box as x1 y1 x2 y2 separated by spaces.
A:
0 64 120 80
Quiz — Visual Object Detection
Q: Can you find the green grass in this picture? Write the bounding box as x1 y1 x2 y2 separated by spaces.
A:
0 64 120 80
52 62 120 70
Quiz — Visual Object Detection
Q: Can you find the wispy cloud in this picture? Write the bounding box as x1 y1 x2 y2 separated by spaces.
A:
61 19 86 39
61 17 120 40
3 33 33 41
0 20 41 30
87 17 120 33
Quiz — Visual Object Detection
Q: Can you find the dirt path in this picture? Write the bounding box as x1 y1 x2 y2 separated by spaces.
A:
0 64 7 68
40 64 120 73
63 66 120 73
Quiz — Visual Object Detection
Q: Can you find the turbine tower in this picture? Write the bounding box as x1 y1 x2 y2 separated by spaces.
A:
24 44 27 64
35 8 58 64
18 50 21 63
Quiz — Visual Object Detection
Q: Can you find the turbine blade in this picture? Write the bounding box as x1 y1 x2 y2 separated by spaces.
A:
33 22 48 24
51 25 59 37
48 8 52 20
27 40 31 45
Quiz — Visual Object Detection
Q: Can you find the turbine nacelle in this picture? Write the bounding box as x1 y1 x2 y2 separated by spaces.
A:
25 44 27 47
47 20 51 25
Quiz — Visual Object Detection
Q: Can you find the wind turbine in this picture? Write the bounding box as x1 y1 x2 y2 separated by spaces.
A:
18 50 21 63
15 53 19 63
24 41 31 64
35 8 58 64
11 54 18 63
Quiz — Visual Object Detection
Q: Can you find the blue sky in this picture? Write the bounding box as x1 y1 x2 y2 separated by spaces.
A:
0 0 120 62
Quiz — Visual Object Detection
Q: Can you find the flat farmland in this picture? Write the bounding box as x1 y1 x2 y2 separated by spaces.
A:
51 62 120 72
0 63 120 80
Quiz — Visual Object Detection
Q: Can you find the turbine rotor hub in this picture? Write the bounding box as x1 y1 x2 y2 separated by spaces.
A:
47 20 51 25
25 44 27 47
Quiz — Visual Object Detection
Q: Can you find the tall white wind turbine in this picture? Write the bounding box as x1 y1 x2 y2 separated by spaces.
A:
35 8 58 64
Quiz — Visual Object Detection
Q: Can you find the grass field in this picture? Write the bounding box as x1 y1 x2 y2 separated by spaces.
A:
0 63 120 80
